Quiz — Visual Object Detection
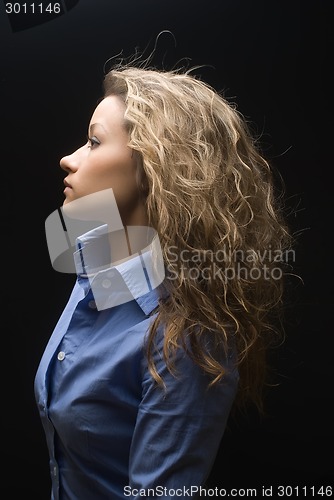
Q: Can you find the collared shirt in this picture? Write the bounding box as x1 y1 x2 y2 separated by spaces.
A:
34 226 239 500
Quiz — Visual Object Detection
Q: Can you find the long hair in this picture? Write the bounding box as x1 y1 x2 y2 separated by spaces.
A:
103 65 293 413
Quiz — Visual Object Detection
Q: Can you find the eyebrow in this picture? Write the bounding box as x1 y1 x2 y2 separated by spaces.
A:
89 123 107 135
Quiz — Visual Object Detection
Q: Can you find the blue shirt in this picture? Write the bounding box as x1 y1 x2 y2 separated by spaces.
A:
34 226 239 500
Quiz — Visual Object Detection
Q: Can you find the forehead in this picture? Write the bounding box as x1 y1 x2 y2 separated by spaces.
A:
90 95 126 130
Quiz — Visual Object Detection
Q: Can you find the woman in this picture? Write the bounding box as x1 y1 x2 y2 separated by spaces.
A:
35 64 292 499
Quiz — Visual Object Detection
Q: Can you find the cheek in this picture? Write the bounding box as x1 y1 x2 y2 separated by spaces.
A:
98 156 140 206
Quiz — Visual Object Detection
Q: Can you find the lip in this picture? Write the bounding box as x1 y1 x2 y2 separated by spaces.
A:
63 179 72 190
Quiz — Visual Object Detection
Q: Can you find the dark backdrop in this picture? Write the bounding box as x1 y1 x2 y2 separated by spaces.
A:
1 0 332 497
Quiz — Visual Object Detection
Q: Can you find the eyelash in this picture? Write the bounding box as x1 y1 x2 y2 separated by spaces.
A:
87 136 100 148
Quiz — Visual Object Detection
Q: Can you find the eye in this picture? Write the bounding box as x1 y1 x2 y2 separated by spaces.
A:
87 135 100 149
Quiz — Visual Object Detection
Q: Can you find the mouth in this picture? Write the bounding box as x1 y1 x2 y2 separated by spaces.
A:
63 179 72 191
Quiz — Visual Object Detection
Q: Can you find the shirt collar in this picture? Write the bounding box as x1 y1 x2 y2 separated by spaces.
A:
73 224 167 314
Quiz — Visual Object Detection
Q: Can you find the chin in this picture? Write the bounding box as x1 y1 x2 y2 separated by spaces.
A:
63 191 75 205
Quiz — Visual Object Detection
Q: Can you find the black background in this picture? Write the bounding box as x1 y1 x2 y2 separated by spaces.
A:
1 0 333 497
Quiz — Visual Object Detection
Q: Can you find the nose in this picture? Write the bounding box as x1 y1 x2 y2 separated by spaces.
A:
60 148 80 173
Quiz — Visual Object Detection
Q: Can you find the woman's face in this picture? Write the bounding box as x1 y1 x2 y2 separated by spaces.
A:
60 95 148 226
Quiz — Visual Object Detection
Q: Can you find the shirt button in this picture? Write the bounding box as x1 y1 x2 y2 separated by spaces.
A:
88 300 97 309
53 466 57 476
57 351 66 361
101 279 111 289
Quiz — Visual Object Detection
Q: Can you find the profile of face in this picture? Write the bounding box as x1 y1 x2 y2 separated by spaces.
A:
60 95 148 227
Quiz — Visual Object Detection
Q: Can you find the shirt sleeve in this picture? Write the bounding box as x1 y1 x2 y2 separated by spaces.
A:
128 325 239 499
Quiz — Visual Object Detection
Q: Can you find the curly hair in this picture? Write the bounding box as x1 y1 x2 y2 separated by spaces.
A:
103 65 293 413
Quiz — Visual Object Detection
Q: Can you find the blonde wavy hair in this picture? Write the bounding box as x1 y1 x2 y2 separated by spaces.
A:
103 64 293 413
